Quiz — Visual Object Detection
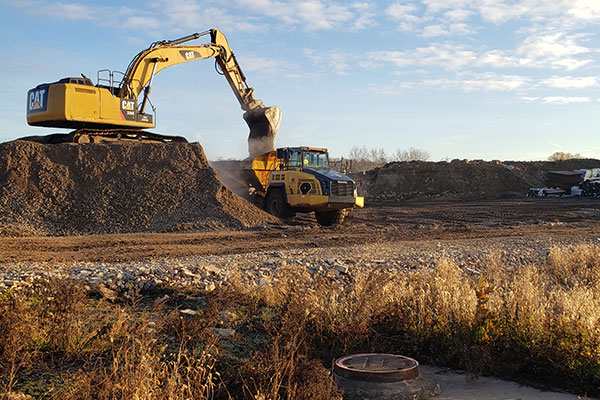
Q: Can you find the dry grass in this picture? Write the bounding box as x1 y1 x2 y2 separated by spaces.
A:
245 244 600 395
0 279 220 399
1 244 599 398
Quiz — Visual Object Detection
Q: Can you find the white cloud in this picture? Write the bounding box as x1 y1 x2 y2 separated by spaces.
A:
124 16 161 29
539 76 599 89
233 0 295 22
8 0 264 33
304 48 351 75
568 0 600 20
476 0 575 24
368 72 531 94
422 24 448 37
367 44 480 70
542 96 591 103
517 33 590 59
516 32 593 70
520 96 540 102
351 2 377 30
235 0 369 31
384 0 600 38
9 0 117 21
369 31 591 71
367 44 528 71
424 73 531 92
45 2 95 19
367 80 413 95
477 50 522 68
449 23 473 35
444 8 473 21
297 2 349 30
146 1 263 32
553 58 593 70
422 0 471 14
238 56 295 75
158 0 203 26
385 2 424 31
201 7 264 32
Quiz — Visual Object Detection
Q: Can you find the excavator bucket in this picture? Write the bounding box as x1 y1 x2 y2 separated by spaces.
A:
244 106 282 158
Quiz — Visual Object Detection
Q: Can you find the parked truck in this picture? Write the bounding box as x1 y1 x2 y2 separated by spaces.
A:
528 168 600 197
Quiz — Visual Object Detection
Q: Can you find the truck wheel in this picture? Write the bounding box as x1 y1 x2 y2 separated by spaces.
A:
315 210 346 226
265 189 293 219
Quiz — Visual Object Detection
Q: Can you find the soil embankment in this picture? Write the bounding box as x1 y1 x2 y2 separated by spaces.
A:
0 140 276 236
353 158 600 201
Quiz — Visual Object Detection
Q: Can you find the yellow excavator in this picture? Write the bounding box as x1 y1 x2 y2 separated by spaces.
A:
26 29 280 155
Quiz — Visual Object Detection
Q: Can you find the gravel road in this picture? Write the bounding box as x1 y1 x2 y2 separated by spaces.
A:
2 235 598 295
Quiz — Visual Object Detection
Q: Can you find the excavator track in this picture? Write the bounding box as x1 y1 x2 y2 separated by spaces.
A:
19 129 188 144
71 129 188 143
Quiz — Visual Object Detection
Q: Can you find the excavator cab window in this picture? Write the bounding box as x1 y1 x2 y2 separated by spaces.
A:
57 77 94 86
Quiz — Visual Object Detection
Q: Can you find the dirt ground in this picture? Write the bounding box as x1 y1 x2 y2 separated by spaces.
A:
2 197 599 400
2 197 599 263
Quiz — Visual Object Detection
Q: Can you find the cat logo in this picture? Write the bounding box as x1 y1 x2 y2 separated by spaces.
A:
180 50 199 61
28 88 47 113
121 100 135 111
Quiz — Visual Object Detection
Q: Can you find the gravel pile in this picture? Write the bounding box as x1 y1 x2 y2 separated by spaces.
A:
354 158 600 201
0 140 277 236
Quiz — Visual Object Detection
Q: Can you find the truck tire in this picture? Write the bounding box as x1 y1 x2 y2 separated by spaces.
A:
265 188 293 219
315 209 346 226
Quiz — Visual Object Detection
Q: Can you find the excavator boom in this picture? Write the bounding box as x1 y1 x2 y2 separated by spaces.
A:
26 29 280 153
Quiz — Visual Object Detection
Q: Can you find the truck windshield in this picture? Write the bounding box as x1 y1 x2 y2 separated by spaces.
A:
302 151 329 170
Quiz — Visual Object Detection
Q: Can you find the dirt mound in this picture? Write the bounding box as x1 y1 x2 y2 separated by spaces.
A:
354 159 600 201
0 140 277 236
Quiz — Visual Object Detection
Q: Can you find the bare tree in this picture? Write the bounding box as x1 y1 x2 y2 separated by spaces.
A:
345 146 388 172
392 147 430 162
348 146 370 161
343 146 431 172
548 152 582 161
369 148 387 163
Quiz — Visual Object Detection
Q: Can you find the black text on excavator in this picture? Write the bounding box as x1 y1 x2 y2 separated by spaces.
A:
26 29 281 156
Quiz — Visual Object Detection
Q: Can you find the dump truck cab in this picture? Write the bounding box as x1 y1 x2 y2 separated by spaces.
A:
248 146 364 226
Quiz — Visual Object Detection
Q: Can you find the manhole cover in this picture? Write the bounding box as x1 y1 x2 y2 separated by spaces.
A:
334 353 419 383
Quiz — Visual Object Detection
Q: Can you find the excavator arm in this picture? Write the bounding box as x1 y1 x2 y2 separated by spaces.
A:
118 29 280 154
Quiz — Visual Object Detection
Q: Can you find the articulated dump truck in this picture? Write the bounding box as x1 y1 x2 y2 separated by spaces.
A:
246 147 364 226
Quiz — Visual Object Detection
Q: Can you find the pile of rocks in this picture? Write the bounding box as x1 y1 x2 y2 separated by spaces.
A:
0 140 277 236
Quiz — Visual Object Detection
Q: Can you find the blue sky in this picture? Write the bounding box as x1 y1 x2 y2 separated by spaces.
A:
1 0 599 161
